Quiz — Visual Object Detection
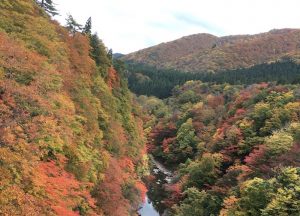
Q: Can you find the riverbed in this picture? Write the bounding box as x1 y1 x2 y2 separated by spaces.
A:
138 155 173 216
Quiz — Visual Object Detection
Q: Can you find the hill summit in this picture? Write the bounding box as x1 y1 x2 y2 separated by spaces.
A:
123 29 300 72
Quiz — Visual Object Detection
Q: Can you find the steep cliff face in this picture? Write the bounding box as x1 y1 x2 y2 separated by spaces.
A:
123 29 300 72
0 1 147 215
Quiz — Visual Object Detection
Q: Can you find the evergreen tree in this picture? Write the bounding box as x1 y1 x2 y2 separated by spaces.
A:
82 17 92 35
126 60 300 98
65 14 82 35
107 49 113 61
36 0 59 16
89 33 111 68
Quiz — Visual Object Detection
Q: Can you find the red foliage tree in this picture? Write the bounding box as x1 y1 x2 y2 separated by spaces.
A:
106 67 120 90
36 158 98 216
93 158 130 216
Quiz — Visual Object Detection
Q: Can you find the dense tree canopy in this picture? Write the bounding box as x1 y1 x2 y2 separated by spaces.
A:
1 1 300 216
0 1 147 215
140 81 300 215
126 60 300 98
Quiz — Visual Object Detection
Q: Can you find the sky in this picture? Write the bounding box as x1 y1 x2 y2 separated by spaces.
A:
55 0 300 54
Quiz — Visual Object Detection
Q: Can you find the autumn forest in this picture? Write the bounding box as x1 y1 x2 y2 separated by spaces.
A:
0 1 300 216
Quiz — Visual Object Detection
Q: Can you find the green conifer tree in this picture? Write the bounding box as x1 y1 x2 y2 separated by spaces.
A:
66 14 82 35
82 17 92 35
36 0 59 16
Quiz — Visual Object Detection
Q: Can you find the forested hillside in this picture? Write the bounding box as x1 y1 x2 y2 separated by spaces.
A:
139 81 300 215
123 29 300 73
0 1 148 215
126 60 300 98
2 1 300 216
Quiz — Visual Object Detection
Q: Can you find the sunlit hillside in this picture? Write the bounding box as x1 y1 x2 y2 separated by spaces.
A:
123 29 300 73
0 1 147 215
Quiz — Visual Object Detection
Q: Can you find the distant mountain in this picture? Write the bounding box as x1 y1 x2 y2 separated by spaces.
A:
113 52 125 59
122 29 300 72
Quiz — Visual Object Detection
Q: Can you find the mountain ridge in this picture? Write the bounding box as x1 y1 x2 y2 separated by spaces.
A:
123 28 300 72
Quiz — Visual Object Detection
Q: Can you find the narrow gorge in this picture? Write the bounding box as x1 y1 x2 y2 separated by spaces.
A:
1 1 300 216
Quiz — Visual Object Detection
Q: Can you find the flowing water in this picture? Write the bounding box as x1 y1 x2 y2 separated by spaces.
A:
137 195 159 216
138 155 174 216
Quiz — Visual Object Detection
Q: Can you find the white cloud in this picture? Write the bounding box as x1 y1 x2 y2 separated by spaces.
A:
55 0 300 54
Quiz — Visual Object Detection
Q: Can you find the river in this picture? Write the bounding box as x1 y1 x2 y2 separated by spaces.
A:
137 195 159 216
138 155 173 216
